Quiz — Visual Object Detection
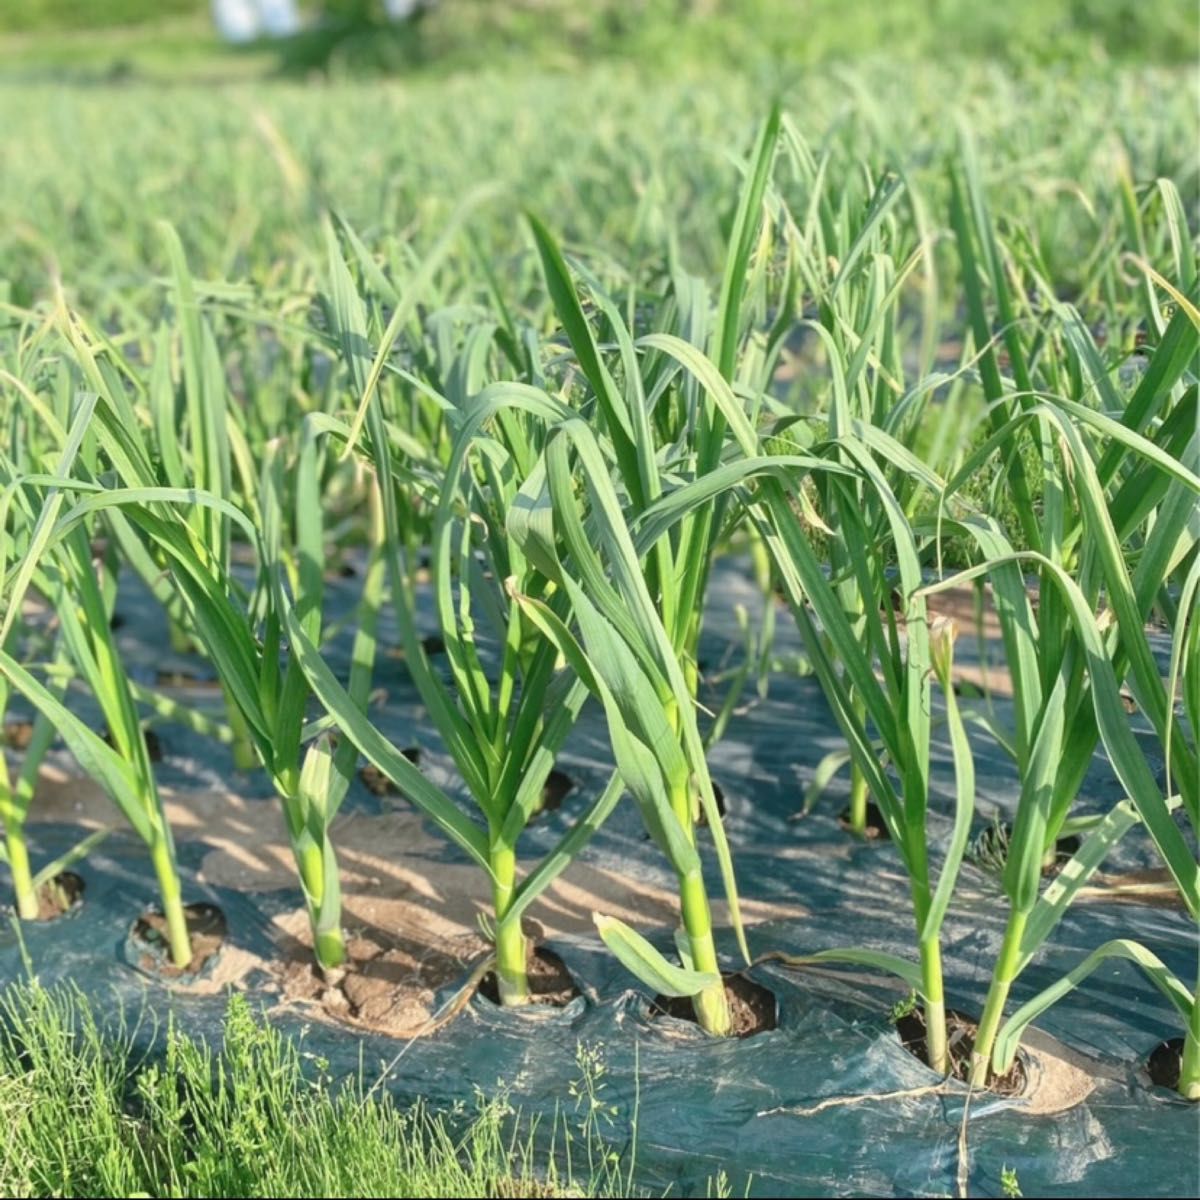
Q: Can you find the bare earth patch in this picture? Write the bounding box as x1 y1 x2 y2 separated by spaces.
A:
26 763 807 1037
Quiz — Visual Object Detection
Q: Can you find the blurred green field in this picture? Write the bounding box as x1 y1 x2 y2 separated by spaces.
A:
2 0 1197 77
2 63 1194 307
2 1 1194 316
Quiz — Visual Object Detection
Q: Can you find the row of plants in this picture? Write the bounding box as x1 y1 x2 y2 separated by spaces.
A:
1 110 1196 1099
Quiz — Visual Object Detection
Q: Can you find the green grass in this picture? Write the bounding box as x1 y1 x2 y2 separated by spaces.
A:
1 1 199 34
0 979 639 1198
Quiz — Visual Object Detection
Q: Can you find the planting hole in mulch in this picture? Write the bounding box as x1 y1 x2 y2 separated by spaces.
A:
3 720 34 750
479 946 581 1008
952 679 987 699
131 903 227 979
973 821 1080 877
26 871 85 920
695 781 727 827
528 769 575 822
359 746 421 797
1147 1037 1185 1092
651 973 778 1038
102 726 163 762
896 1007 1028 1096
154 668 218 689
1047 834 1082 870
839 801 890 841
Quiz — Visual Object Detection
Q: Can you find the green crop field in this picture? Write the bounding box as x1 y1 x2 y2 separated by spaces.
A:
0 2 1197 1196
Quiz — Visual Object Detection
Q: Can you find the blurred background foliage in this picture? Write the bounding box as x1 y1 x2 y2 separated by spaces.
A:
1 0 1196 79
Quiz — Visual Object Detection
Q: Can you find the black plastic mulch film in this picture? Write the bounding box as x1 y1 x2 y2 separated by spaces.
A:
2 563 1196 1198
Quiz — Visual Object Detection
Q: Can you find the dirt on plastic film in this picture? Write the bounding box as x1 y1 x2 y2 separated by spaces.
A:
129 903 228 979
2 562 1196 1198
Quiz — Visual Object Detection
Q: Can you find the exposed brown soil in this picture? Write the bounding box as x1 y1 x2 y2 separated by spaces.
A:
839 801 890 841
695 781 727 828
479 945 580 1008
651 972 778 1038
359 764 400 797
102 727 163 762
155 668 219 689
4 720 34 750
279 924 491 1036
359 747 421 798
30 871 85 919
896 1007 1027 1096
528 769 575 822
1077 868 1188 909
861 584 1173 701
1044 834 1081 872
1147 1037 1185 1092
131 903 227 979
1014 1027 1099 1114
31 771 806 939
30 765 807 1028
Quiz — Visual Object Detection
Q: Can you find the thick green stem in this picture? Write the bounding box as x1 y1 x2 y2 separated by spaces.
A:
313 924 346 971
842 692 868 834
679 866 730 1035
5 825 39 920
150 837 192 969
1182 1023 1200 1101
291 829 345 971
308 852 345 972
1180 955 1200 1101
668 779 730 1036
909 837 947 1074
491 843 529 1005
847 762 869 833
969 908 1028 1087
920 935 948 1075
223 687 258 771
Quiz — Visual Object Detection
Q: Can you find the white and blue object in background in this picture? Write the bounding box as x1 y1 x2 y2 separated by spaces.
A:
211 0 301 43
